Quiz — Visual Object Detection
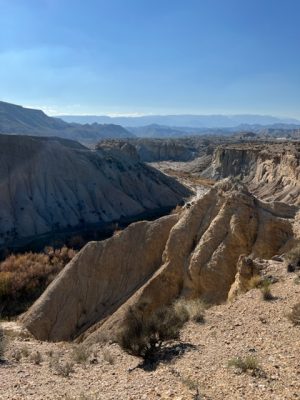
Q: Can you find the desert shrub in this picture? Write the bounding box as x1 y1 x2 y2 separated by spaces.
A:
30 351 43 365
20 346 30 358
11 348 22 362
50 356 74 377
102 348 115 365
294 274 300 285
174 298 205 323
285 245 300 272
247 275 262 289
260 280 274 301
71 344 90 364
288 302 300 325
0 325 7 361
0 246 77 317
117 304 188 359
228 356 260 373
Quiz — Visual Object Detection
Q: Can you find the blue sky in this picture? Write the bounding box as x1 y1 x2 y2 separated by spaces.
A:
0 0 300 117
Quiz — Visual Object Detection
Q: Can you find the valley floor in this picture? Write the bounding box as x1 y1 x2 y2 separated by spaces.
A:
1 260 299 399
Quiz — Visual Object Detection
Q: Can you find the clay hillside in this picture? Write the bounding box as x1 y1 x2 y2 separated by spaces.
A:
0 134 190 252
1 140 300 400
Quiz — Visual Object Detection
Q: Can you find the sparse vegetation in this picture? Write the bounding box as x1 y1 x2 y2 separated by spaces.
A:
11 348 22 362
0 325 7 361
247 274 262 289
181 375 199 391
102 348 115 365
260 280 274 301
30 351 43 365
20 346 30 358
287 302 300 325
294 274 300 285
71 344 90 364
174 298 206 323
247 275 275 300
118 298 208 360
228 355 260 373
117 304 188 360
50 356 74 377
285 244 300 272
0 246 77 317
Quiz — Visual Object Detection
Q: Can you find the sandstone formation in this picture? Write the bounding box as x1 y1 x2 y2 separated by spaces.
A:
21 215 179 341
202 142 300 205
22 179 299 343
97 137 221 162
0 134 190 250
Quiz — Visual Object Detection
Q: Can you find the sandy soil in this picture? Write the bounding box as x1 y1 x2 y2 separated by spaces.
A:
1 260 300 399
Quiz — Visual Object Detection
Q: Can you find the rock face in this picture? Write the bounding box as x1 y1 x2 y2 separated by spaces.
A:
21 215 179 341
203 142 300 205
97 137 218 162
0 134 190 249
22 179 299 342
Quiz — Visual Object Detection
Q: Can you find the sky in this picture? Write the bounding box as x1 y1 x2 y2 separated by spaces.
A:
0 0 300 117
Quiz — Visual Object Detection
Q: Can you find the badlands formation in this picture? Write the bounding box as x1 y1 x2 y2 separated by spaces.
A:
22 179 299 343
2 140 300 399
203 142 300 205
0 134 190 251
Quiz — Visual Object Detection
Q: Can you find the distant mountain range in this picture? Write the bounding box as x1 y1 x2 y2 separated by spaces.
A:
0 101 134 143
1 101 300 141
128 123 300 138
60 113 300 128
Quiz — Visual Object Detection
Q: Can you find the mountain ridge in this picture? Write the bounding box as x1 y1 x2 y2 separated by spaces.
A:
59 113 300 128
0 101 134 143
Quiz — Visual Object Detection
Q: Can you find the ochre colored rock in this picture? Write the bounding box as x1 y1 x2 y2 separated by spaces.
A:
22 179 298 343
21 214 179 341
203 143 300 206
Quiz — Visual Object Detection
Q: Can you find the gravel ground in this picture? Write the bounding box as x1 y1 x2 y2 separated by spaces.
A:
1 260 299 399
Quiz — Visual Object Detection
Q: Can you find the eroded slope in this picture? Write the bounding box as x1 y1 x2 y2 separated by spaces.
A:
0 135 190 249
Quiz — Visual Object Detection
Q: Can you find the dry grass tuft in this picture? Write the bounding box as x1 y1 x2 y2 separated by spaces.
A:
0 325 7 361
287 302 300 325
260 280 274 301
174 298 206 323
102 348 115 365
228 356 260 373
247 275 262 289
30 351 43 365
50 354 74 377
285 244 300 272
71 344 91 364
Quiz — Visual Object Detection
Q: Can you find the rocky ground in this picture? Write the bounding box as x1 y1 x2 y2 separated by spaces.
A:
1 260 299 400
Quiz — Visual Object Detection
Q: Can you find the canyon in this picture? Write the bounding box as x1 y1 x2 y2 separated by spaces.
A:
0 134 190 253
